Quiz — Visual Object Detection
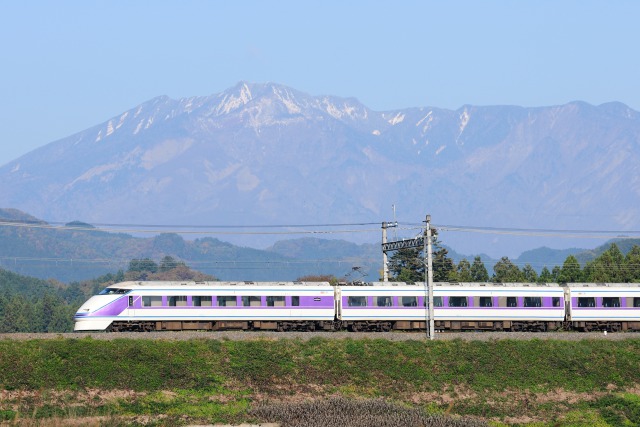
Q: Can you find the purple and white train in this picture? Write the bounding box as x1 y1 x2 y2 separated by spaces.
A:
73 281 640 332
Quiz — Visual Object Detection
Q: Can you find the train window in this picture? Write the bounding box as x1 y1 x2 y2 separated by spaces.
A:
635 298 640 308
292 296 300 306
401 296 418 307
142 296 162 307
242 296 262 307
217 296 237 307
449 296 468 307
433 296 443 307
99 288 129 295
193 296 212 307
479 297 492 307
602 297 620 308
169 296 187 307
375 296 393 307
552 297 561 307
348 296 367 307
577 297 595 308
507 297 518 307
524 297 542 307
267 296 285 307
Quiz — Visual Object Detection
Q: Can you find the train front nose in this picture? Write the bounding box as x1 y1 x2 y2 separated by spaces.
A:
73 296 117 332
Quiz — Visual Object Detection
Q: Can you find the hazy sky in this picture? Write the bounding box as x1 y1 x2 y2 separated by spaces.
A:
1 1 638 166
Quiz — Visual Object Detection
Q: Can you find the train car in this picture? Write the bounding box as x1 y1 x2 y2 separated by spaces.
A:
336 281 427 331
337 282 566 331
74 280 336 332
566 283 640 331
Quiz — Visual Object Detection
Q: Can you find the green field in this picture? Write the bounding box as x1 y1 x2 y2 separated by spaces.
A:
1 337 639 426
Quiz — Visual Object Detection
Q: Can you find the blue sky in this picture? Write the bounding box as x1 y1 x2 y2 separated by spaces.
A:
1 1 638 166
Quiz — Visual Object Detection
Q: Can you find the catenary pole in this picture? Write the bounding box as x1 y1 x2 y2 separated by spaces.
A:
382 222 388 282
426 214 435 340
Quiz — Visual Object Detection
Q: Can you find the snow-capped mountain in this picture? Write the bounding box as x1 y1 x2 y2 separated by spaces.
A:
1 82 639 256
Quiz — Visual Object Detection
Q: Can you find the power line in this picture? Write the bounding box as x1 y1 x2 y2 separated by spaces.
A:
3 218 640 239
403 223 640 239
0 220 381 236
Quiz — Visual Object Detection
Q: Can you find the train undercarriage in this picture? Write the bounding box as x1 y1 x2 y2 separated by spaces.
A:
108 320 342 332
105 319 597 332
570 321 640 332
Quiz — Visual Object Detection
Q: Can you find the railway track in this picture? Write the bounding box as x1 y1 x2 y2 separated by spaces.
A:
1 331 639 341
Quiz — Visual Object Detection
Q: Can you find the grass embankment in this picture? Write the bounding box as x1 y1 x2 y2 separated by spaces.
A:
0 337 639 426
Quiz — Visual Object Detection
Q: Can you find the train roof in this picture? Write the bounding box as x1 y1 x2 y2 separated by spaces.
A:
348 282 563 288
106 281 333 289
564 283 640 288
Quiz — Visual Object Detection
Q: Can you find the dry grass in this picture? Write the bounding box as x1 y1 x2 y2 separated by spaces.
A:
249 396 487 427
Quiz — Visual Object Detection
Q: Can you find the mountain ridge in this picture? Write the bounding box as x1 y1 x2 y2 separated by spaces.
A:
1 82 639 257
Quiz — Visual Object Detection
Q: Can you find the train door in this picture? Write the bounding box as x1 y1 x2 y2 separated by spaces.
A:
127 295 135 318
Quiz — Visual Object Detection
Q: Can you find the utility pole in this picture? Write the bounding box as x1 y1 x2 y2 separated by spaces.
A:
425 214 435 340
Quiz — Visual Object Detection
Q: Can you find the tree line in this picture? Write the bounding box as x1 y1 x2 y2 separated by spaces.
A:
388 241 640 284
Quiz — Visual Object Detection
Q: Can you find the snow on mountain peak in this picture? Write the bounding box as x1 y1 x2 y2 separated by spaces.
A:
271 86 302 114
387 112 406 125
216 83 254 115
416 111 434 134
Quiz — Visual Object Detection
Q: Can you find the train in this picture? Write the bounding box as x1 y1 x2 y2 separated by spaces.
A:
73 281 640 333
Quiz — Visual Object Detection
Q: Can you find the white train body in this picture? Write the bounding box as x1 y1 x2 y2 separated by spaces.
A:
566 283 640 331
74 281 640 332
74 281 335 332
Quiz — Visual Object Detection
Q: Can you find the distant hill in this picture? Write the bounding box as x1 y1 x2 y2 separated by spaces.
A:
2 208 637 283
515 247 584 272
574 238 640 266
0 209 378 282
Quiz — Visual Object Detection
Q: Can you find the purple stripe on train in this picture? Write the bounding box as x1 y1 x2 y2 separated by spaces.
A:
126 295 334 309
93 296 129 316
342 295 564 309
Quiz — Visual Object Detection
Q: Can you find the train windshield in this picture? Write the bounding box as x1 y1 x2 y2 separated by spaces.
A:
99 288 129 295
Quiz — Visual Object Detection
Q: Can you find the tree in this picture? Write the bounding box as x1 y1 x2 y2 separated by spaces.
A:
470 256 489 282
159 256 185 273
147 264 217 281
583 243 626 282
126 258 159 280
607 243 626 282
493 257 524 282
522 264 538 282
433 246 455 282
388 235 456 283
0 295 30 332
47 305 74 332
558 255 582 283
538 267 553 282
388 247 424 283
625 245 640 282
456 259 473 282
36 292 59 332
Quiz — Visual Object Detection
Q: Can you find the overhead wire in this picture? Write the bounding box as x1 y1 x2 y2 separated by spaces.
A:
3 218 640 238
403 223 640 239
0 220 381 235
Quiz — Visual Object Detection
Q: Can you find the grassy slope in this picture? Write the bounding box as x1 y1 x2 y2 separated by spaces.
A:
0 337 639 426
